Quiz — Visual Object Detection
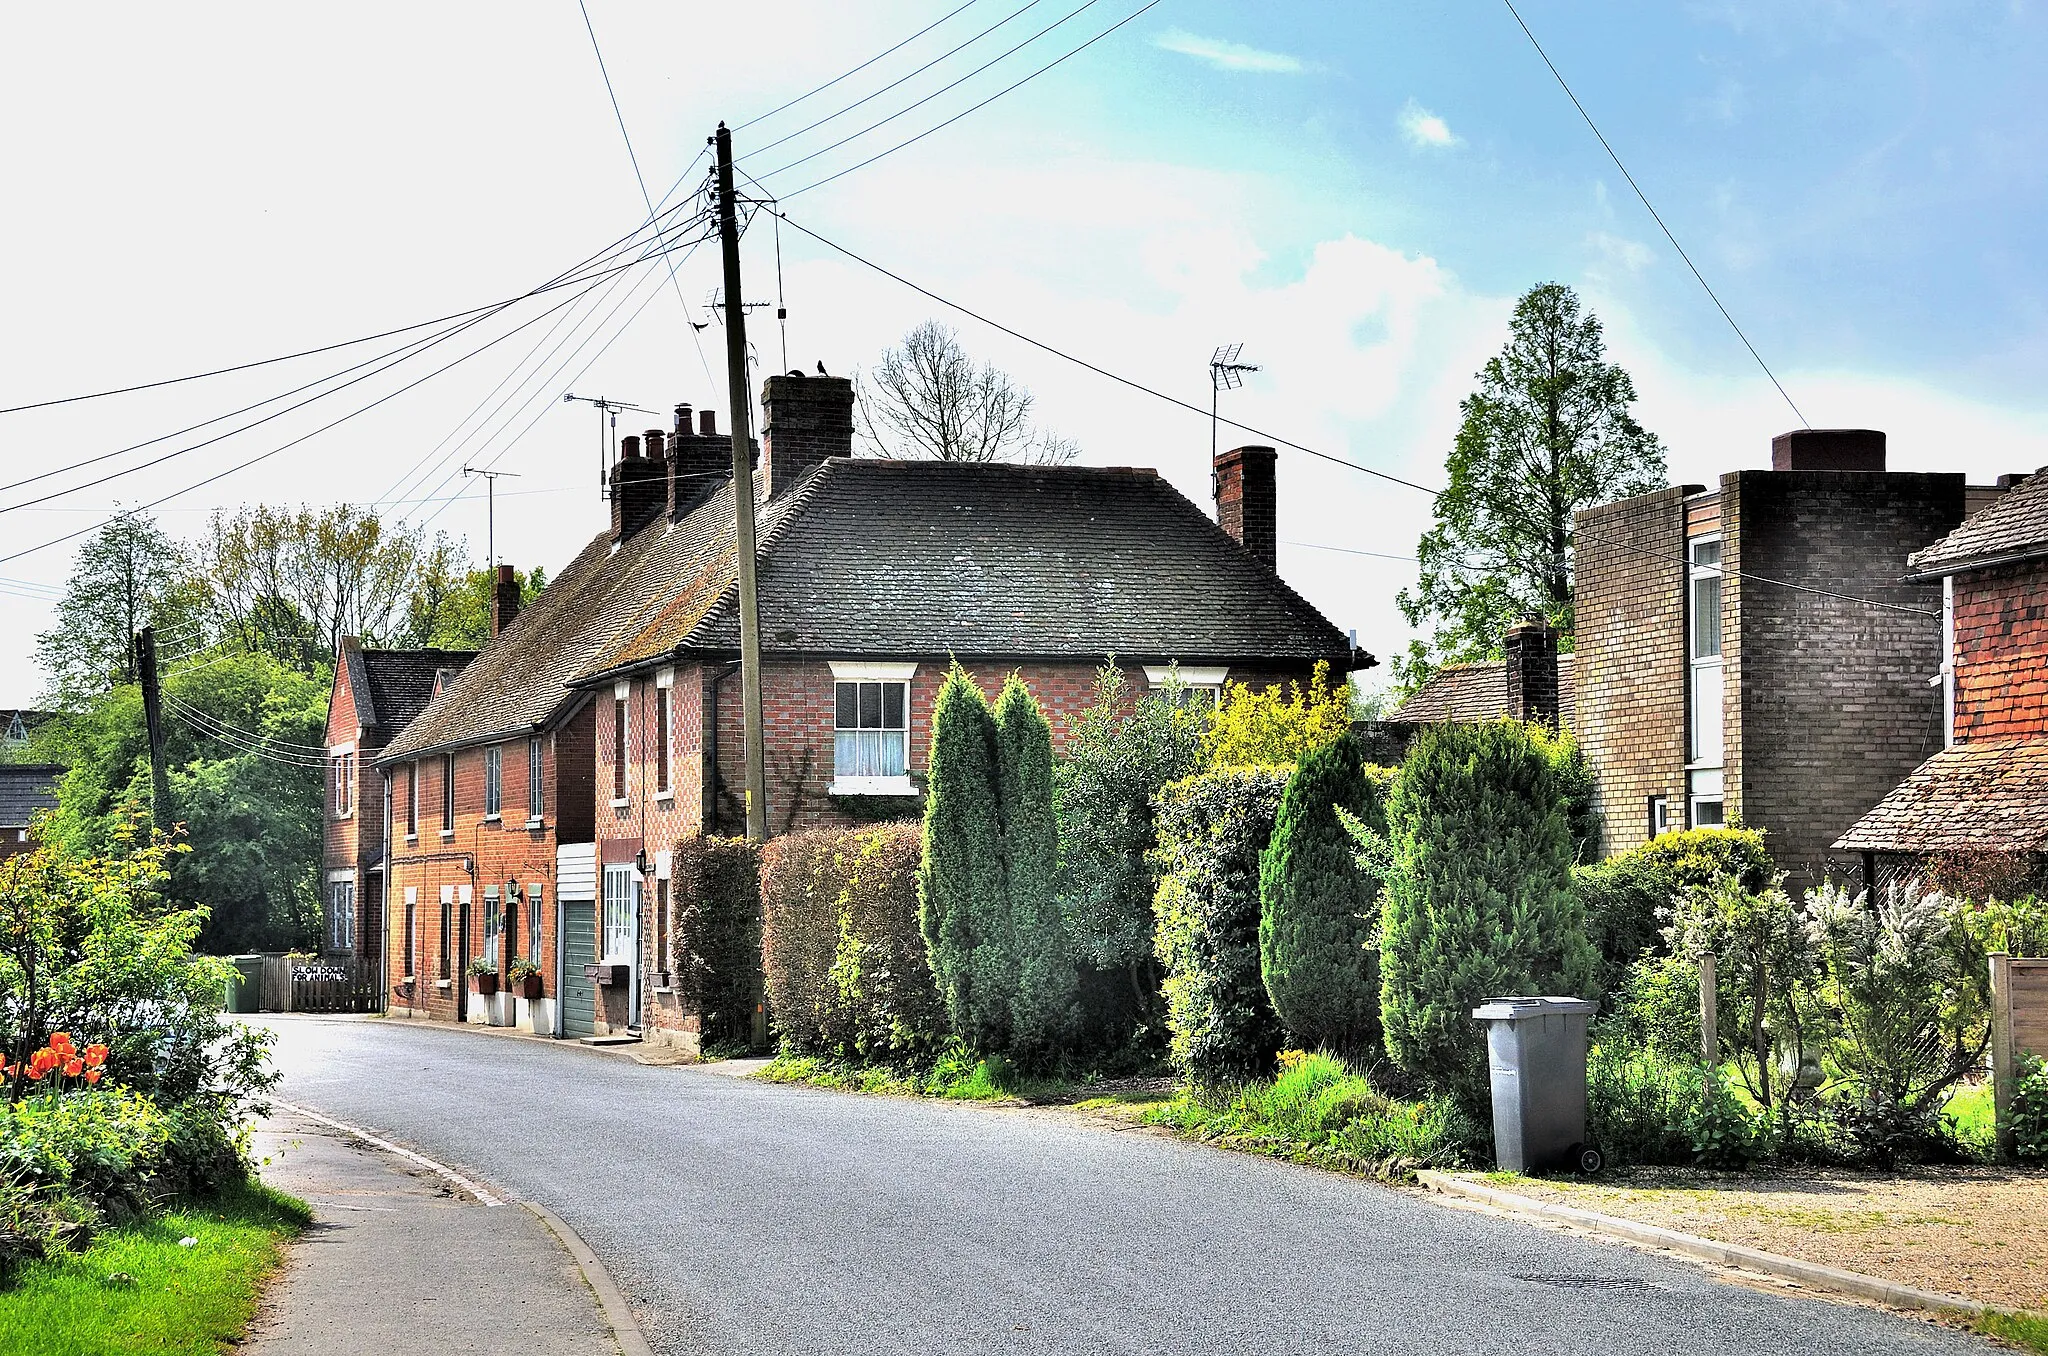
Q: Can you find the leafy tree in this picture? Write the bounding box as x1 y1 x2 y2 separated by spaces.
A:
1395 282 1667 692
402 563 548 650
917 666 1011 1050
994 676 1076 1057
1375 720 1596 1106
1259 732 1386 1055
1204 661 1356 769
1056 662 1205 1010
857 321 1077 465
34 512 198 705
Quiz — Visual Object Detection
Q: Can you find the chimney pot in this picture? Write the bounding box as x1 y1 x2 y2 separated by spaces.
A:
674 404 693 437
491 563 522 636
699 409 716 437
644 428 666 461
1771 428 1886 472
667 408 737 523
1213 445 1279 572
762 373 855 499
621 434 641 460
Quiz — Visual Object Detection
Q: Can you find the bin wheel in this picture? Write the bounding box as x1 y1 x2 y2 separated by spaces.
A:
1576 1145 1605 1175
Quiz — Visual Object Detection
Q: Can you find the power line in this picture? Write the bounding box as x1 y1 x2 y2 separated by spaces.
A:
734 0 981 133
1498 0 1809 430
777 0 1166 199
575 0 718 396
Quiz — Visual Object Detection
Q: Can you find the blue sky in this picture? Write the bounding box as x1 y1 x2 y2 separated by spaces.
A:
2 1 2045 701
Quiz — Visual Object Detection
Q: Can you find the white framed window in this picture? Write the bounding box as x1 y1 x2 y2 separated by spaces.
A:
1143 665 1227 708
528 738 545 822
483 886 501 966
327 876 356 953
484 745 502 818
1689 767 1725 829
439 884 455 979
440 752 455 833
330 750 356 819
1688 536 1725 776
828 661 916 794
1647 795 1670 839
527 883 545 966
611 682 630 804
406 762 419 838
602 863 638 963
656 682 672 795
403 885 418 979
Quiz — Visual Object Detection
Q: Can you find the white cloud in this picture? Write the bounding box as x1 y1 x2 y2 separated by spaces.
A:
1588 231 1654 273
1397 98 1461 150
1153 28 1307 74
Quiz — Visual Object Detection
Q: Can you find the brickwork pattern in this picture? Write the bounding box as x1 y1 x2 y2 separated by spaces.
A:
1953 559 2048 741
322 664 386 962
1725 470 1960 882
1214 446 1278 572
1573 488 1692 854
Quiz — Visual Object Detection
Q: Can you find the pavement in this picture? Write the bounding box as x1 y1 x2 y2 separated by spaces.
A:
246 1103 621 1356
251 1014 2001 1356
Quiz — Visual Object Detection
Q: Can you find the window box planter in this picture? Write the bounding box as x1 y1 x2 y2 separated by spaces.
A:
512 974 543 1000
584 963 628 988
469 973 500 996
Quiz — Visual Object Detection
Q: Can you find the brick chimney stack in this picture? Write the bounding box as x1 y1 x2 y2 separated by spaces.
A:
491 563 521 636
1503 619 1561 727
1214 445 1278 572
667 403 737 522
1771 428 1886 472
611 435 665 541
762 373 854 499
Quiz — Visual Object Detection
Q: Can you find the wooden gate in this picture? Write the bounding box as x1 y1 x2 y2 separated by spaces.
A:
1991 953 2048 1158
289 957 384 1014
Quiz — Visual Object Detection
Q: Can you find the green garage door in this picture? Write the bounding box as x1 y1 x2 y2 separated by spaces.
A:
561 901 598 1039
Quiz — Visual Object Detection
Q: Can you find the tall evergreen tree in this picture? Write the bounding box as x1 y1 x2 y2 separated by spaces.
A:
1258 733 1385 1055
917 665 1011 1049
1379 720 1597 1106
994 675 1076 1057
1395 282 1667 692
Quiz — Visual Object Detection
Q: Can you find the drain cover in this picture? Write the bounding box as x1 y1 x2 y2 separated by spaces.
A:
1513 1274 1657 1291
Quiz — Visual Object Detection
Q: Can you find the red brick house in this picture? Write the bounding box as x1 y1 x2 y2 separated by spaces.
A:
323 638 476 963
373 371 1365 1047
1838 465 2048 876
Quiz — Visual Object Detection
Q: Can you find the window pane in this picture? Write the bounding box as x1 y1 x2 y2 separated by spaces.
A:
858 681 882 729
1692 575 1722 659
835 682 858 728
1691 663 1723 764
834 729 908 778
883 682 906 730
1691 538 1721 570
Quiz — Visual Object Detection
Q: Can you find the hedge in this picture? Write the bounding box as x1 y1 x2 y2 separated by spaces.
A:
917 667 1012 1051
761 829 850 1053
1151 766 1291 1084
1573 827 1772 1000
669 835 762 1050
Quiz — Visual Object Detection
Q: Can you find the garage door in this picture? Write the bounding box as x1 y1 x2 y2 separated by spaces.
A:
561 900 597 1039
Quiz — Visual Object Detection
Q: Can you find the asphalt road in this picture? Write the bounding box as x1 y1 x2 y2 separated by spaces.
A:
258 1016 1993 1356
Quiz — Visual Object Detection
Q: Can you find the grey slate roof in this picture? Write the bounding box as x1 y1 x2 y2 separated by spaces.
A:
1909 467 2048 577
1388 655 1578 727
356 648 477 739
1834 738 2048 854
381 459 1355 763
0 764 64 828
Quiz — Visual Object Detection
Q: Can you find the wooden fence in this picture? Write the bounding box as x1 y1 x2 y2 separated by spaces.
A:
1990 953 2048 1158
253 954 383 1014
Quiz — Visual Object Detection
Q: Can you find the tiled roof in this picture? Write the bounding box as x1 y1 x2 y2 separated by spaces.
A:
0 764 64 828
1388 655 1577 727
357 648 477 738
381 459 1354 761
1834 738 2048 854
1909 468 2048 577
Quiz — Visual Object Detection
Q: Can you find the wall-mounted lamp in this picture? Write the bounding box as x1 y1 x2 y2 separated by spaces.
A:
633 848 650 878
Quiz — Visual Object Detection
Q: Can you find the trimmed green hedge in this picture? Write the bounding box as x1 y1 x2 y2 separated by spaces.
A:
669 835 762 1050
1151 767 1291 1084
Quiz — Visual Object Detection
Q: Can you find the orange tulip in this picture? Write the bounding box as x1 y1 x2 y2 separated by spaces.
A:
48 1032 74 1055
83 1045 109 1068
85 1069 102 1085
63 1057 83 1078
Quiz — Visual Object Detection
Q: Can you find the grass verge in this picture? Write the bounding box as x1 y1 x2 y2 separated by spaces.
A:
0 1178 309 1356
1979 1309 2048 1354
758 1045 1162 1105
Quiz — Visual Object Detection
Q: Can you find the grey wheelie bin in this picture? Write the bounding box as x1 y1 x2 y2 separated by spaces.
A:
1472 996 1600 1174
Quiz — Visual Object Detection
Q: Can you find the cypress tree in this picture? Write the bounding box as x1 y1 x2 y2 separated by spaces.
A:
994 675 1076 1058
917 665 1011 1050
1258 732 1385 1055
1379 720 1597 1107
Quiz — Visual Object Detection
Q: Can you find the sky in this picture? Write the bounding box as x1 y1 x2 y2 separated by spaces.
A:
4 0 2047 703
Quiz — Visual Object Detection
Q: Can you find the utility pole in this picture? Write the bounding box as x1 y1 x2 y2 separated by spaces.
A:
715 122 769 844
460 466 522 576
134 626 171 832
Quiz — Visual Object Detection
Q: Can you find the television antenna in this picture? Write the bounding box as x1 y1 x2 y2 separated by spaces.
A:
1209 344 1261 463
460 465 521 577
561 393 655 501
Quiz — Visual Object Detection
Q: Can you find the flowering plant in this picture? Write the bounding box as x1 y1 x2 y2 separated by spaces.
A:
3 1031 110 1092
466 956 498 978
507 956 541 982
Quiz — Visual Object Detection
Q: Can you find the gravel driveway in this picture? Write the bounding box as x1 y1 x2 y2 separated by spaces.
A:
256 1016 1997 1356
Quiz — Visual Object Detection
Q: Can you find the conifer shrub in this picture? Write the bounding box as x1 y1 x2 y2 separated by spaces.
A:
994 677 1078 1060
829 823 948 1059
916 665 1013 1051
1150 767 1291 1084
670 835 762 1050
760 828 852 1053
1379 720 1597 1107
1259 733 1387 1056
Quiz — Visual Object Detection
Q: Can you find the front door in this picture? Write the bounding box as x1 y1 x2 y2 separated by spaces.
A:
456 884 473 1023
561 901 598 1039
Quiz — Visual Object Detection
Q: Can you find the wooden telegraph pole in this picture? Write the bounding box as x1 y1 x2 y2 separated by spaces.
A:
713 122 769 845
134 626 172 830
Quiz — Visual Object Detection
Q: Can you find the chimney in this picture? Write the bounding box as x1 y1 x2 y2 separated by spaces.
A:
610 435 665 541
762 372 854 499
1502 619 1561 727
699 408 716 436
491 563 521 636
643 427 666 463
1771 428 1886 472
667 406 736 522
1213 445 1278 572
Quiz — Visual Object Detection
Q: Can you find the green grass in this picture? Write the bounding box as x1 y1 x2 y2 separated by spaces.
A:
1944 1082 1997 1156
758 1049 1031 1101
1978 1308 2048 1354
0 1179 309 1356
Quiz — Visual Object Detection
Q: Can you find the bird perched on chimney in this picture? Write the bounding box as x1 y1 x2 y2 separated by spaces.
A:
816 360 829 376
